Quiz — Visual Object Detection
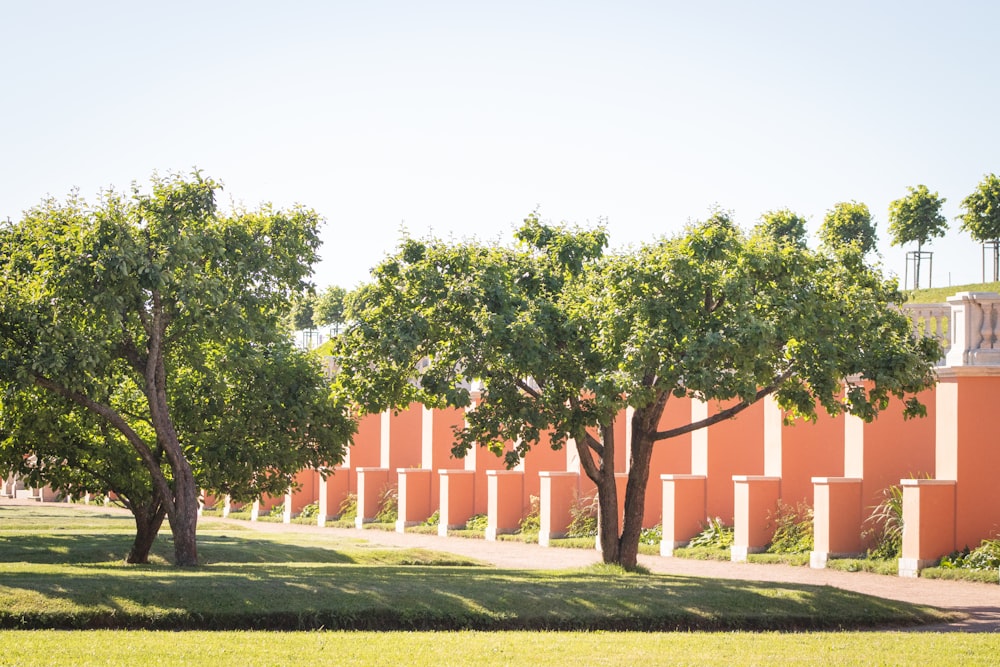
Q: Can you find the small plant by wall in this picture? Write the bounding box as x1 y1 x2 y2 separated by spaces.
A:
517 496 540 537
373 486 398 524
863 483 904 560
567 493 598 538
766 500 813 555
335 494 358 521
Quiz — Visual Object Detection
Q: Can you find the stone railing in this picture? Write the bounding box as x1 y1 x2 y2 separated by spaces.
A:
901 302 950 364
902 292 1000 367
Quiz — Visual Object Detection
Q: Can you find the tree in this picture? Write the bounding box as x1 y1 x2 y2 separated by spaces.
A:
756 208 808 247
887 185 948 289
819 201 877 255
333 212 939 569
959 174 1000 281
287 293 316 331
313 285 348 331
0 172 354 565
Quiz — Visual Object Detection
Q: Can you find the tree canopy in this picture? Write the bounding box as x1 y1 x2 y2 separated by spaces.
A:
888 185 948 249
313 285 348 330
334 212 939 568
755 208 808 247
819 201 877 255
0 172 354 565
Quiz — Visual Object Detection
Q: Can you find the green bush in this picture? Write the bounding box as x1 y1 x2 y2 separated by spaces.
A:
421 510 440 527
335 494 357 521
864 483 904 559
688 517 733 549
766 501 813 555
567 494 598 538
938 539 1000 571
297 502 320 519
518 496 540 536
639 523 662 546
464 513 489 532
374 486 398 524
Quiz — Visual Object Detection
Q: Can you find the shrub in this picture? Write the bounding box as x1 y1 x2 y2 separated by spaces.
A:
518 496 540 536
864 483 904 559
688 517 733 549
422 510 440 527
567 493 598 538
938 539 1000 571
335 494 358 521
298 502 319 519
464 513 489 532
374 486 398 524
766 500 813 554
639 523 662 546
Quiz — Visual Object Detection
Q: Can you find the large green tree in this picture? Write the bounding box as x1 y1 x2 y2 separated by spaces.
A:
819 201 877 255
334 213 939 569
959 174 1000 281
887 185 948 289
0 173 353 565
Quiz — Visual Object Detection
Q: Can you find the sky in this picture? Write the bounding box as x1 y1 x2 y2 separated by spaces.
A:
2 1 998 291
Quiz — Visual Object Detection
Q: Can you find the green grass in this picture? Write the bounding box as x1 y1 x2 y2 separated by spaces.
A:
2 630 999 666
0 504 956 632
907 281 1000 304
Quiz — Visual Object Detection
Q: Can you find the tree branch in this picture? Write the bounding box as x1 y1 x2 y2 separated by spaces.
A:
651 370 793 441
32 375 175 514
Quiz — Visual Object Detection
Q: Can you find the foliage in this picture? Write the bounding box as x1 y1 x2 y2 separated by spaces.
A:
297 502 320 519
567 494 599 538
286 293 316 331
374 486 399 524
959 173 1000 243
335 494 358 521
518 496 540 536
864 483 904 560
313 285 348 329
819 201 877 254
766 501 813 555
422 510 440 527
888 185 948 249
334 211 939 568
0 172 354 565
755 208 808 247
639 523 662 546
937 539 1000 571
687 517 734 549
464 513 489 532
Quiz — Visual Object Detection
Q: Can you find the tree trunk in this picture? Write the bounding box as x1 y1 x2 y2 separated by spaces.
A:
618 433 655 570
164 459 200 566
127 500 167 564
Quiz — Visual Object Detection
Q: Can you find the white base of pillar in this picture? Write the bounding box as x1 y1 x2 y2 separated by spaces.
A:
660 540 688 557
730 545 766 562
898 557 937 578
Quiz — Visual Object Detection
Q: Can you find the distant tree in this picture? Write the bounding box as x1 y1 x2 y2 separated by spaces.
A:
334 212 939 569
0 172 354 565
819 201 877 255
959 174 1000 281
887 185 948 289
313 285 348 331
287 293 316 331
755 209 808 247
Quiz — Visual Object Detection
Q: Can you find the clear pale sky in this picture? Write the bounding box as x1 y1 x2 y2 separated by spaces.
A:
2 2 998 291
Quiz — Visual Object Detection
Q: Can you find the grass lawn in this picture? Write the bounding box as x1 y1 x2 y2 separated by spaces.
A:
2 502 995 664
1 629 999 666
908 280 1000 303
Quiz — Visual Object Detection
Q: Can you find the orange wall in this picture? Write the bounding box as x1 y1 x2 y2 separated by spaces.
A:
774 408 844 505
696 399 765 522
